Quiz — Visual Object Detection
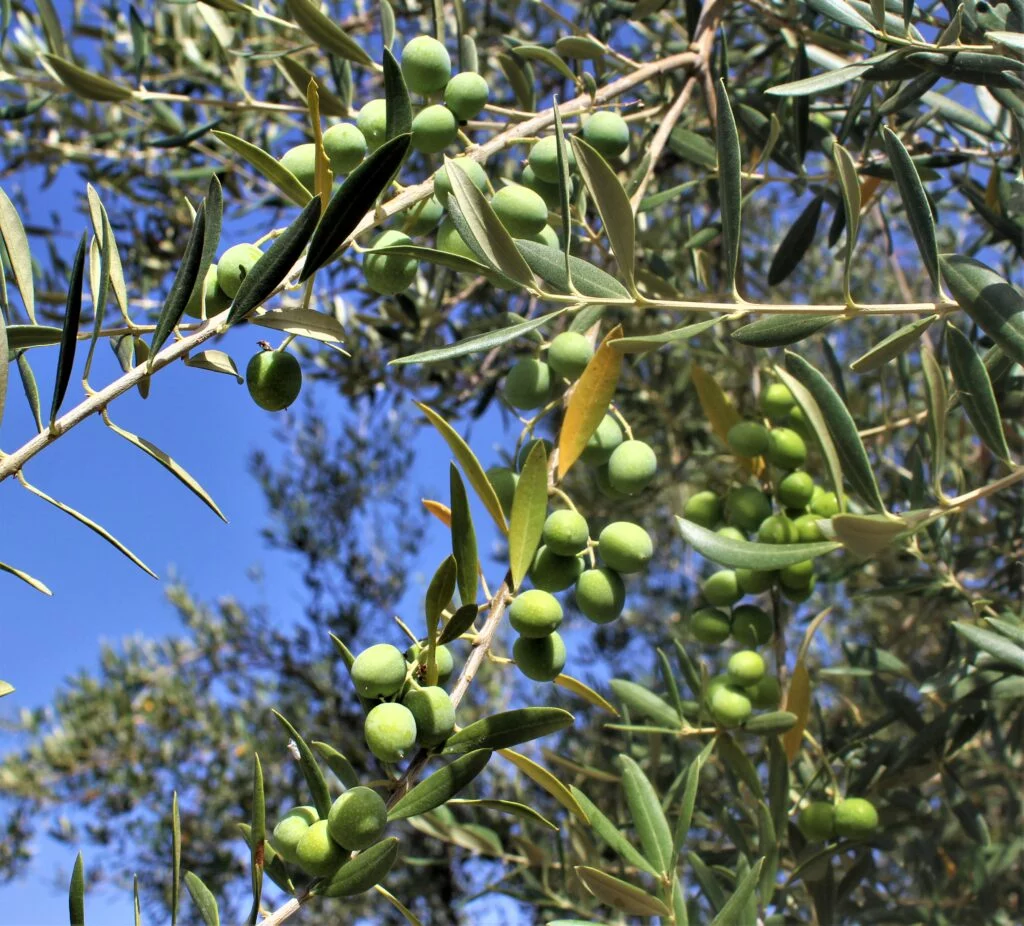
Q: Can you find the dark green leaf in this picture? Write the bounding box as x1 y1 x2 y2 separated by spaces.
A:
674 739 715 852
609 679 680 727
551 99 572 279
806 0 874 29
284 0 373 66
449 465 479 606
576 867 672 917
849 315 936 372
945 324 1011 460
732 314 833 347
442 708 574 754
15 351 42 432
881 127 939 290
953 622 1024 674
49 232 86 425
743 711 798 734
69 852 85 926
150 202 206 361
768 196 824 286
246 755 264 926
320 838 400 897
183 873 219 926
714 79 743 294
511 44 576 82
709 858 765 926
388 750 492 820
84 224 110 381
212 131 312 207
171 792 181 926
383 47 411 139
439 602 479 645
272 711 332 819
941 254 1024 367
148 118 224 149
785 351 886 511
610 317 721 353
668 127 719 169
301 134 411 281
312 741 360 789
509 440 548 589
128 5 148 82
515 240 630 298
41 53 132 101
569 786 661 876
0 311 7 433
368 242 495 280
833 142 861 302
677 517 840 569
921 343 947 496
0 94 52 120
619 754 674 875
447 798 557 830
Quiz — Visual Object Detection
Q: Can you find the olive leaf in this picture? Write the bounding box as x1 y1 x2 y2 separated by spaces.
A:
213 131 312 206
382 47 411 138
508 440 548 589
184 873 219 926
849 315 937 372
246 754 264 926
619 754 674 875
449 465 479 607
171 792 181 926
69 852 85 926
945 323 1012 461
570 787 661 876
443 707 574 754
576 867 671 916
499 748 590 822
678 517 841 568
714 78 743 295
271 711 332 819
319 838 401 897
941 254 1024 366
833 142 862 303
0 560 52 595
49 233 86 425
515 241 630 298
0 188 35 323
732 314 834 347
284 0 373 66
768 196 824 286
149 201 206 364
40 53 133 101
388 750 492 820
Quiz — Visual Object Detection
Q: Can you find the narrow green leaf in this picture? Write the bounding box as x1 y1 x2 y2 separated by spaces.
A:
515 240 630 298
40 53 132 101
807 0 875 30
272 711 332 819
382 47 411 139
247 755 265 926
450 465 479 606
945 324 1011 460
19 474 157 578
183 873 219 926
576 867 672 917
921 343 947 496
228 197 322 324
610 317 721 353
673 739 715 852
128 5 148 82
301 134 411 280
881 127 939 291
388 750 492 820
743 711 798 734
199 174 223 297
447 798 557 830
49 232 86 424
714 79 743 294
668 127 719 169
831 513 907 557
732 314 833 347
570 787 660 877
0 560 52 595
768 736 788 840
833 142 861 302
757 801 779 903
941 254 1024 366
0 310 7 432
570 136 636 292
284 0 373 66
609 679 680 727
6 324 62 350
312 741 360 789
619 754 674 875
442 708 574 754
444 157 536 287
708 858 765 926
425 555 457 685
416 401 508 535
14 351 42 432
953 622 1024 673
849 315 936 372
0 95 53 121
368 242 496 279
237 823 294 895
784 351 886 511
320 838 400 897
69 852 85 926
717 733 764 796
171 792 181 926
500 748 590 821
768 196 824 286
511 44 576 82
213 131 312 206
551 99 572 281
84 230 109 381
150 202 206 362
509 440 548 589
86 186 127 321
0 188 35 322
677 517 840 569
133 875 141 926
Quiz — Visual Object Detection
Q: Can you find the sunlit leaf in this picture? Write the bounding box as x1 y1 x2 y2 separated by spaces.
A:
570 787 660 876
619 754 674 875
284 0 373 66
849 315 936 372
576 867 671 916
320 839 401 897
499 748 589 822
272 711 332 818
508 440 548 589
40 53 132 101
183 873 219 926
677 517 840 569
389 750 492 820
0 188 35 322
443 708 574 754
447 798 558 830
213 130 312 206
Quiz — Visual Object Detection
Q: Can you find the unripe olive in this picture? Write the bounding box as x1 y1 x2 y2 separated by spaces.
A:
503 358 552 410
690 607 731 644
401 36 452 94
486 466 519 518
793 513 824 542
185 264 231 319
760 383 796 421
731 605 774 646
528 136 576 184
581 414 624 465
364 702 418 763
351 643 407 698
810 487 840 517
217 243 264 298
736 567 776 595
683 490 722 529
327 787 387 851
547 331 593 380
405 641 454 686
606 440 658 496
766 427 807 470
436 216 478 262
434 157 489 204
271 805 319 864
702 569 741 607
356 99 387 152
833 797 878 838
726 486 773 533
516 438 553 471
542 509 590 556
717 526 746 542
323 122 367 174
280 143 317 192
727 650 766 686
758 514 798 545
402 686 455 746
513 631 566 681
403 196 444 235
727 420 770 457
705 674 731 699
598 521 654 574
509 588 563 638
574 567 626 624
710 685 752 727
746 673 781 709
530 546 584 593
443 71 490 120
595 464 630 501
529 224 559 248
246 350 302 412
777 471 815 509
411 104 459 154
295 820 345 877
364 230 417 295
779 559 814 591
490 184 549 237
582 110 630 158
799 802 836 841
781 581 814 603
520 165 563 210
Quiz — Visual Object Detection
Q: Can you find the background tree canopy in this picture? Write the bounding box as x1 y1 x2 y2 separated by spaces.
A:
0 0 1022 922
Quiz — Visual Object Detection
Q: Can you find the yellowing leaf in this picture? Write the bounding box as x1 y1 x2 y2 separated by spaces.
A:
422 499 452 527
554 674 619 716
692 365 761 475
557 324 622 479
498 748 589 823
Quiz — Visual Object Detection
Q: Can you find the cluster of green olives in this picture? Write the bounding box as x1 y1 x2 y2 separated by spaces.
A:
349 640 458 764
705 649 782 727
683 382 839 610
269 784 389 879
799 796 880 842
